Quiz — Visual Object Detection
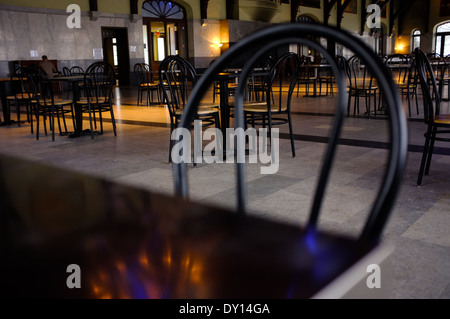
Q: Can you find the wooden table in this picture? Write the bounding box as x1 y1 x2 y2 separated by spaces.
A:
0 152 391 299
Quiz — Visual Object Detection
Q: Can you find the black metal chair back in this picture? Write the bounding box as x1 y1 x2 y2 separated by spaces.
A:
414 49 440 124
385 54 409 86
62 67 71 76
70 66 84 75
159 56 196 123
173 23 407 243
265 52 300 113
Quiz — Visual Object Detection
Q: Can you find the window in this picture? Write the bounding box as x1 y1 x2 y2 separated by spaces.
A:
435 22 450 57
412 30 420 52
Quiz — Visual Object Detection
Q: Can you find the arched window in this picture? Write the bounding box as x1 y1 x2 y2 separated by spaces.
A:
435 22 450 57
141 1 188 70
412 30 420 51
142 1 185 19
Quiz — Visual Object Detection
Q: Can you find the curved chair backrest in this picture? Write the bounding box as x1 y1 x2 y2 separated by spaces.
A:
70 66 84 75
265 52 300 113
159 55 196 118
62 67 71 76
84 62 115 101
347 54 375 90
24 65 54 105
385 54 409 85
173 23 407 243
414 48 441 125
134 63 152 84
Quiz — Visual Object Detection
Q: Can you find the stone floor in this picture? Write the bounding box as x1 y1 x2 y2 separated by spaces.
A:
0 84 449 299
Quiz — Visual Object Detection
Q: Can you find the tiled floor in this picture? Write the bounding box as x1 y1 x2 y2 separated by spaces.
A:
0 84 449 299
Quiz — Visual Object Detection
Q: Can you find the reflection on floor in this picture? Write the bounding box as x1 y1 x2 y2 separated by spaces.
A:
0 85 449 299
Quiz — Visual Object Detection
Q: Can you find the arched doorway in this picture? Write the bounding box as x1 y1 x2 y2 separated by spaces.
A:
142 0 188 76
295 15 319 59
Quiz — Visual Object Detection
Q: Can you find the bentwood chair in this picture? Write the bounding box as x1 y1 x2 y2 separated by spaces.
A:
243 52 299 158
414 48 450 186
76 62 117 139
296 56 318 97
399 58 420 117
247 55 274 102
172 23 407 298
317 57 335 97
347 55 379 117
26 66 75 141
5 67 33 126
159 55 220 163
384 54 419 117
134 63 161 105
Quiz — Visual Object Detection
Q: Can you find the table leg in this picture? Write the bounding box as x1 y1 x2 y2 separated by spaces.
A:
219 76 230 158
68 81 83 138
0 81 10 125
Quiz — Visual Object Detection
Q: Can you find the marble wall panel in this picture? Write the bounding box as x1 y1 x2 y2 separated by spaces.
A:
0 6 145 77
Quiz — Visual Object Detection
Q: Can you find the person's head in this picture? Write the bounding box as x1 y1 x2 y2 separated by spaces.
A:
42 55 48 60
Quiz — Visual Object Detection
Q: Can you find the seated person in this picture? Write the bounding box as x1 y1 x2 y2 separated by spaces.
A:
39 55 59 78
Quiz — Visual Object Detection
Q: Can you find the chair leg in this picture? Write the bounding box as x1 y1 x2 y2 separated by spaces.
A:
424 127 437 176
15 99 21 127
288 112 295 158
407 90 412 117
87 103 95 140
110 104 117 136
417 131 432 186
415 89 419 115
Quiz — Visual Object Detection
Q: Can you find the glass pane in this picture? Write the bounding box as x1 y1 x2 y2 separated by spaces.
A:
143 25 149 65
142 1 185 19
151 21 165 61
413 36 420 50
157 38 165 61
444 35 450 57
436 35 442 56
167 23 177 56
113 45 118 66
437 22 450 33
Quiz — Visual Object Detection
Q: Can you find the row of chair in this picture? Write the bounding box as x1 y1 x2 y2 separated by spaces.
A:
5 62 116 141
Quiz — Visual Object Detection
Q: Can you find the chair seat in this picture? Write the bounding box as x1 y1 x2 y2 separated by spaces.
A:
41 99 73 106
229 101 267 108
7 93 34 100
244 103 287 113
199 102 219 109
140 82 159 87
349 85 378 90
174 107 219 116
434 114 450 124
77 97 109 104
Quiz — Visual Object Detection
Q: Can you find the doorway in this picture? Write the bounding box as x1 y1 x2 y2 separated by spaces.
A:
102 27 130 86
142 1 188 77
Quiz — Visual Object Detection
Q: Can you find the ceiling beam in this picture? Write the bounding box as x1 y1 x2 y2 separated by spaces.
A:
324 0 338 25
291 0 300 22
337 0 352 29
130 0 138 15
200 0 209 20
89 0 98 12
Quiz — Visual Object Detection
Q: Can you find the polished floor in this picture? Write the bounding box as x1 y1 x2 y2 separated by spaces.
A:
0 83 449 299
